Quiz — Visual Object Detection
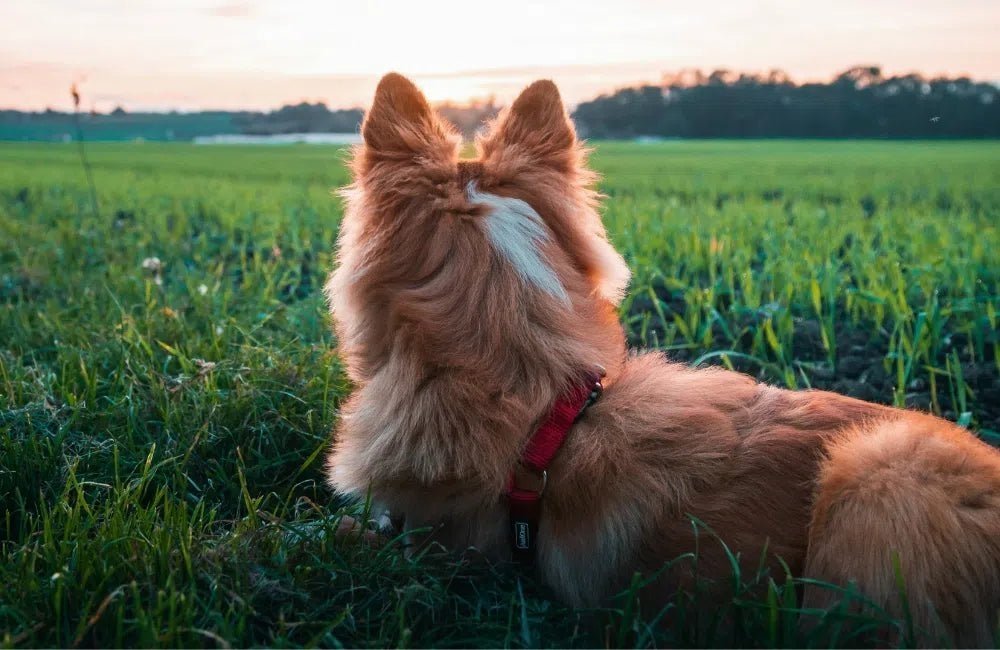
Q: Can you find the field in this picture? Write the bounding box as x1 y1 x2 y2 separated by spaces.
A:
1 140 999 648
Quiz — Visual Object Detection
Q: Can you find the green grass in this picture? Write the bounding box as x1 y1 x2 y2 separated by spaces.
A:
1 140 998 648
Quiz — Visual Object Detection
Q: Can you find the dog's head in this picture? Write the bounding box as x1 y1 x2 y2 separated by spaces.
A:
326 73 630 383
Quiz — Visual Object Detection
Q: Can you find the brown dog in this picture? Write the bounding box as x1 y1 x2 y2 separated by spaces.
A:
324 73 1000 646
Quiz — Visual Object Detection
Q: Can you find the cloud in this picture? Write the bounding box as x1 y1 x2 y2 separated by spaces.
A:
206 2 254 18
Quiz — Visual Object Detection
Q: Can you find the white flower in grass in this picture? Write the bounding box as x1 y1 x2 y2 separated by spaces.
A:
141 257 164 286
215 325 224 336
198 283 209 296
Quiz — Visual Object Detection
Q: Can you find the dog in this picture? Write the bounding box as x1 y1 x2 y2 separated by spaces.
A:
324 73 1000 646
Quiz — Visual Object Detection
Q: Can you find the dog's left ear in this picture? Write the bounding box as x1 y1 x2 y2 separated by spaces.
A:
356 72 455 173
481 79 576 167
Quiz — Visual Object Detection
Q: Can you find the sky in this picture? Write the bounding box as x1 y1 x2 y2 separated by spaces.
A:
2 0 998 112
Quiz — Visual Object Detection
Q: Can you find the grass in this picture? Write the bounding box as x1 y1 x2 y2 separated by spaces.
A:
1 140 998 648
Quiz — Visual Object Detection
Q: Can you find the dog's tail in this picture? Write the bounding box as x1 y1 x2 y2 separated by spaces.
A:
803 414 1000 647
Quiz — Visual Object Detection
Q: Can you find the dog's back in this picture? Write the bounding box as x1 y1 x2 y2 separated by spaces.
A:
541 352 1000 645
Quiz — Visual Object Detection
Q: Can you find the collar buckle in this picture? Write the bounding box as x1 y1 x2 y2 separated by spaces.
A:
510 465 547 497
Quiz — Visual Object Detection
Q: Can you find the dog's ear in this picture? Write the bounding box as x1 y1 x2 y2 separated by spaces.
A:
481 79 576 166
360 72 453 164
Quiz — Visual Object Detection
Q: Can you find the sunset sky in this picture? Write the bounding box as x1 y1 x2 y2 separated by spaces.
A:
2 0 998 112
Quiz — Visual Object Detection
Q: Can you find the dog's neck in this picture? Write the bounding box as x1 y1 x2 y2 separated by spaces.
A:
335 298 625 502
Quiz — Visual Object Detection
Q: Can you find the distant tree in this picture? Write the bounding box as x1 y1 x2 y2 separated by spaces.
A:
572 66 1000 139
233 102 364 135
435 98 500 139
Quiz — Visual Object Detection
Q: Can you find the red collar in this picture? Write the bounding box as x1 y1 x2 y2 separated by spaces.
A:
506 368 605 564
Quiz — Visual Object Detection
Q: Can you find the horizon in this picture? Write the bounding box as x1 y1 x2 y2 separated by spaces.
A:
3 62 999 115
2 0 999 113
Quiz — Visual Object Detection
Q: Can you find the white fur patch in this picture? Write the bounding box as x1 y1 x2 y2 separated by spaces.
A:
467 184 569 302
587 234 631 305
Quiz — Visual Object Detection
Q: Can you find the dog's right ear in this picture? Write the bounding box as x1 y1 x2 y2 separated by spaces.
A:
480 79 576 169
358 73 454 169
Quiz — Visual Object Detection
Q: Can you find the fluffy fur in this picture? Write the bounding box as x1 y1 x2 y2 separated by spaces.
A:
324 73 1000 646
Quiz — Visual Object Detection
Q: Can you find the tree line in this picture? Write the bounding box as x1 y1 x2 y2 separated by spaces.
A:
2 66 997 141
571 66 1000 138
232 102 363 135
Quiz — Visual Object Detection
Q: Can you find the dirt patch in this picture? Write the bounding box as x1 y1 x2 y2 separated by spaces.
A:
627 299 1000 435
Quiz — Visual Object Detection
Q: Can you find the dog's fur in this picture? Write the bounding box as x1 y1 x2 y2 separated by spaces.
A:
325 73 1000 646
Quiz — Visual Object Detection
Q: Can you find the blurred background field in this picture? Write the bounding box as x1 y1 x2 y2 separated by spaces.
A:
1 140 999 647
